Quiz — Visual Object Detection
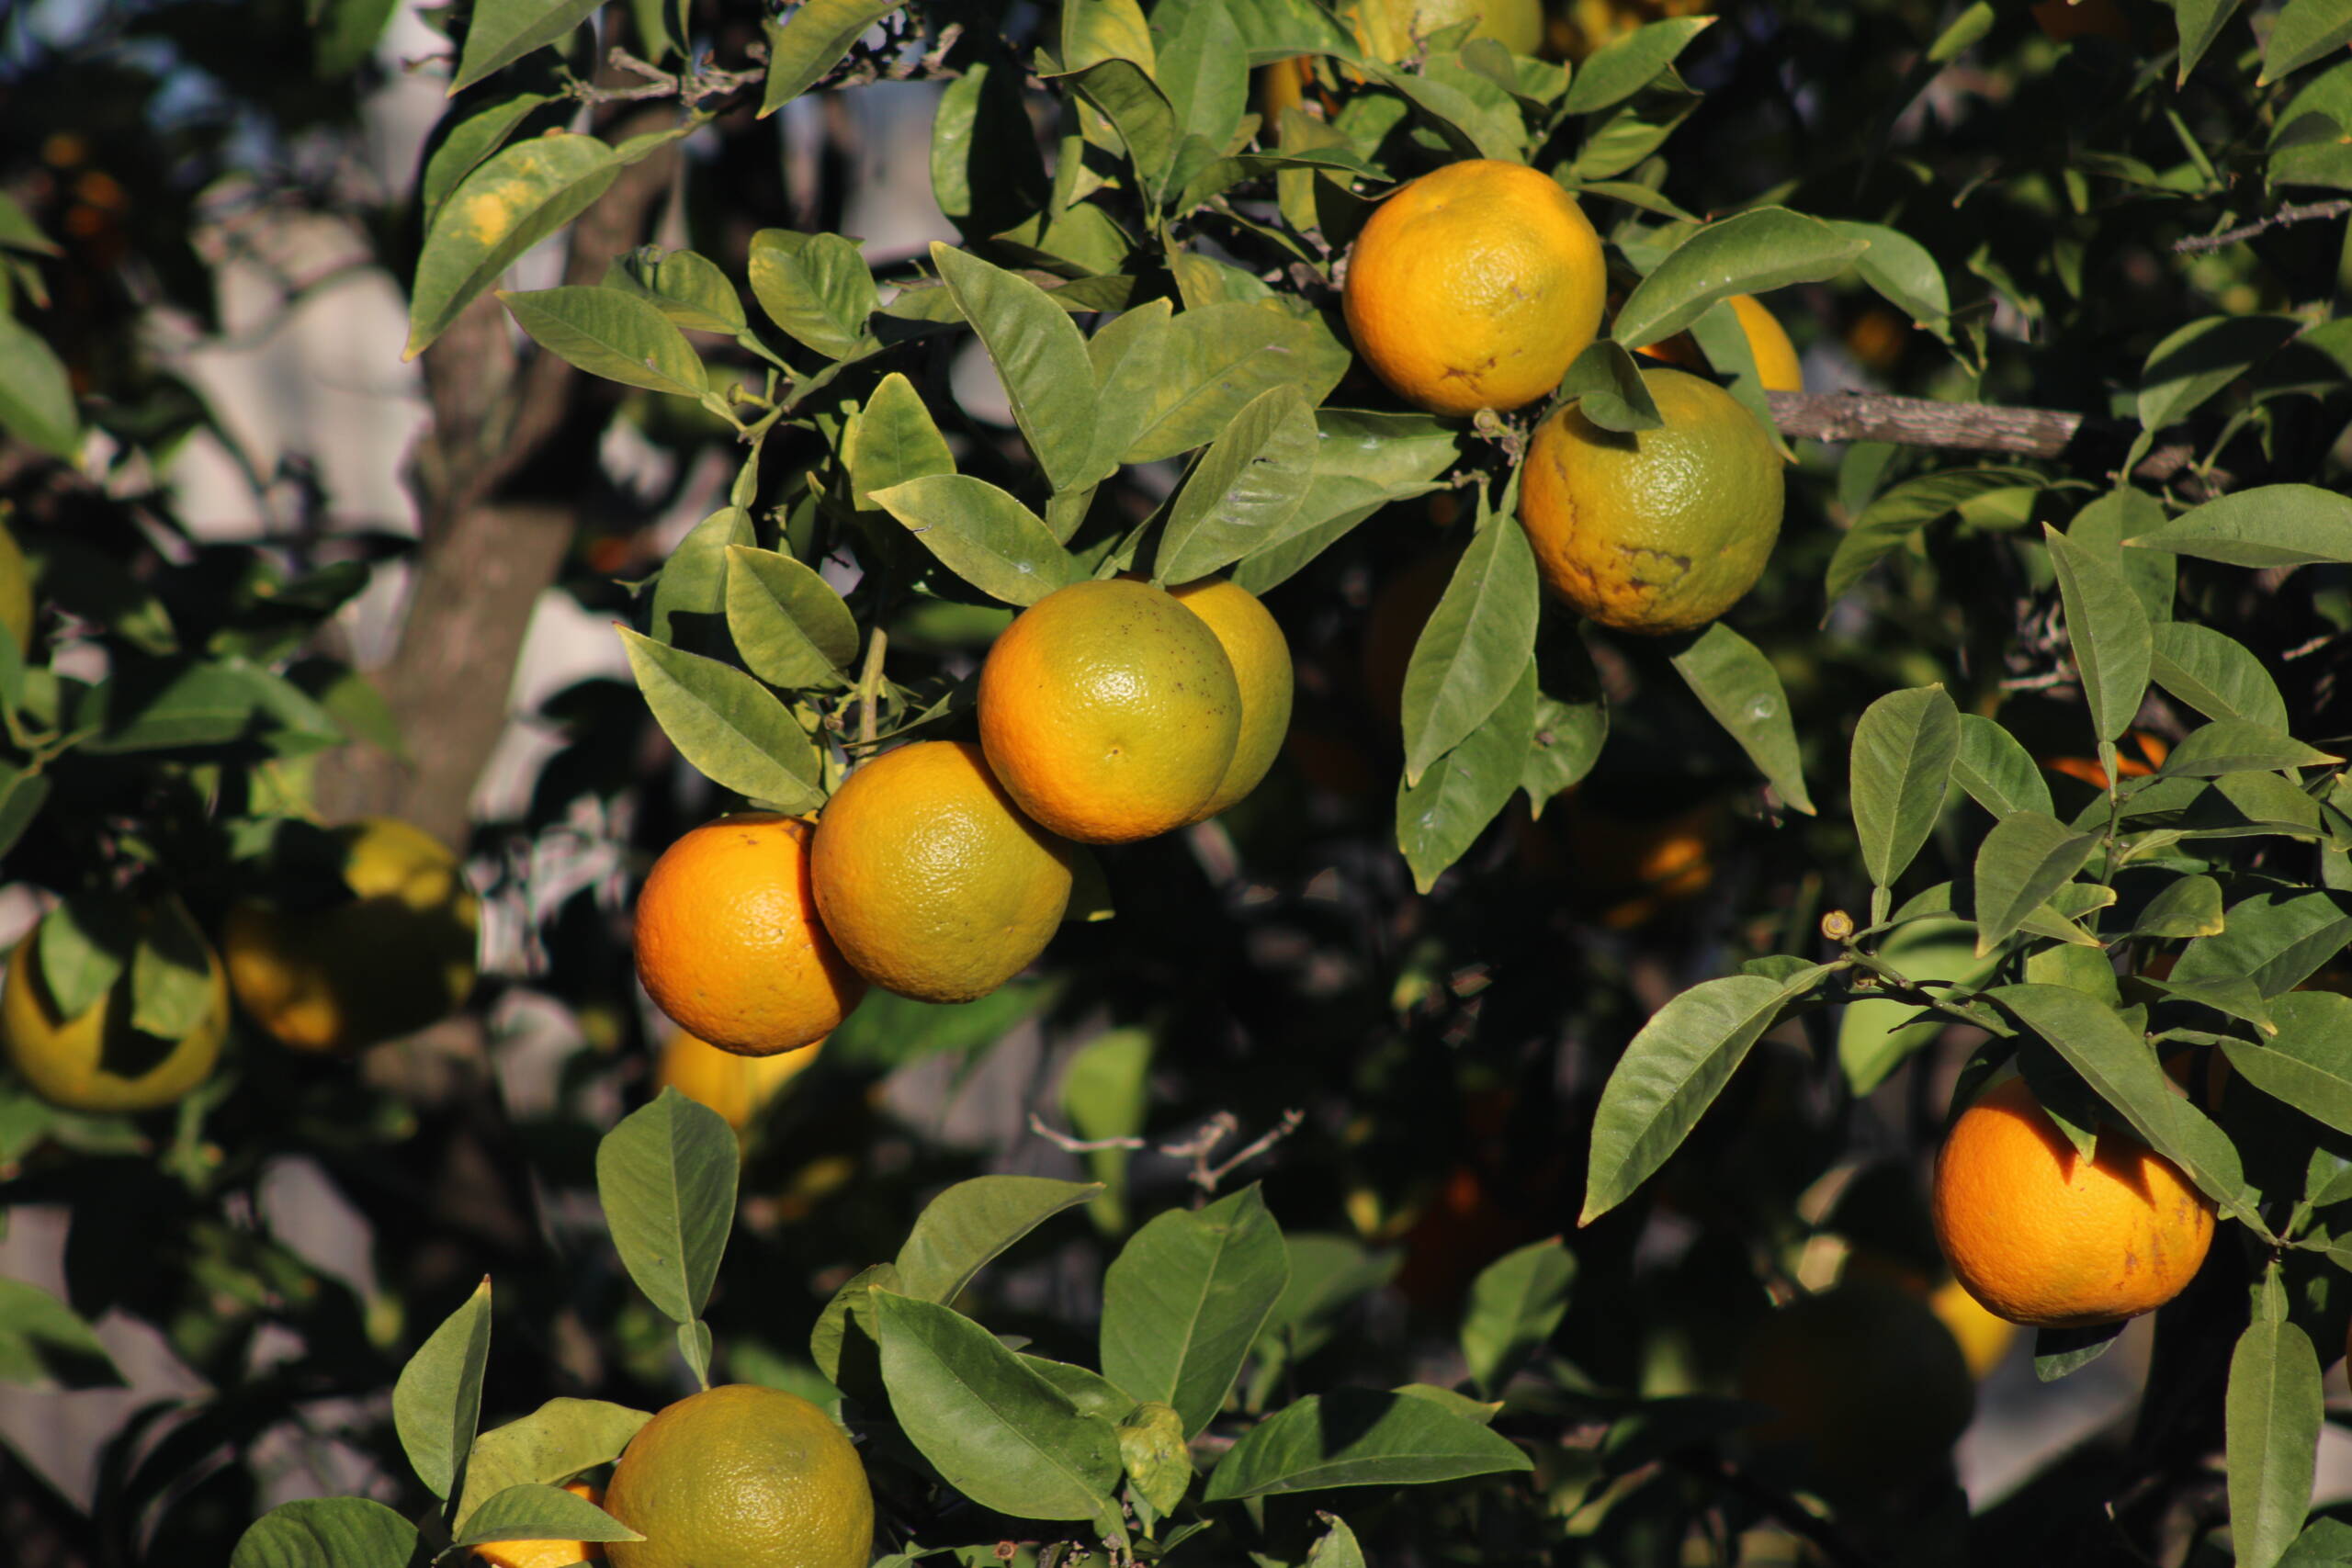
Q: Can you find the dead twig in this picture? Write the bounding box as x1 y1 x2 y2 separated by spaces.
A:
2173 199 2352 254
1025 1108 1306 1198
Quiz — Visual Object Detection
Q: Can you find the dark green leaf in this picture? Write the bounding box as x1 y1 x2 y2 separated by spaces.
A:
2152 622 2291 731
760 0 903 114
1201 1389 1532 1500
1668 623 1815 814
1972 811 2098 955
1401 520 1542 786
1555 339 1663 432
2045 525 2153 744
1155 385 1318 585
449 1484 641 1548
2126 485 2352 568
932 60 1050 237
1850 684 1960 890
2266 0 2352 81
2176 889 2352 998
0 318 80 461
129 899 215 1042
2224 993 2352 1136
594 1088 740 1325
0 1278 122 1389
2132 874 2225 938
650 508 753 647
895 1176 1101 1303
1396 657 1536 892
454 1400 651 1527
616 629 825 811
1952 712 2054 819
1560 17 1717 114
37 896 134 1023
1459 1238 1573 1398
2158 719 2339 777
2177 0 2243 82
2227 1316 2323 1568
1826 220 1951 330
1611 209 1869 352
230 1498 422 1568
1061 58 1179 193
1826 468 2043 604
1101 1185 1290 1438
450 0 602 92
2139 315 2301 430
392 1278 492 1502
2034 1321 2125 1382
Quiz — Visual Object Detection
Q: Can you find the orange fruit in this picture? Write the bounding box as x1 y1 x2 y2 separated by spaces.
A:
1634 295 1804 394
2041 728 2170 791
1932 1074 2216 1328
1169 578 1295 821
472 1482 607 1568
1517 366 1783 635
603 1384 871 1568
2 900 227 1112
1563 795 1721 927
1843 1251 2018 1381
655 1031 822 1133
224 818 480 1054
978 579 1241 842
1737 1276 1975 1495
809 740 1073 1003
1341 160 1606 416
633 815 865 1057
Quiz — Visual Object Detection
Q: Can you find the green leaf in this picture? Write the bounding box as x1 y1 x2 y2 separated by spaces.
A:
2132 874 2225 938
449 1484 641 1549
2266 0 2352 81
2224 994 2352 1137
650 507 753 647
2151 623 2290 733
1158 0 1248 152
2126 484 2352 568
2159 719 2339 777
1155 385 1318 585
848 371 956 513
872 1290 1124 1522
1560 17 1717 114
1229 410 1460 592
1826 220 1952 330
2176 889 2352 998
1611 209 1869 353
406 133 617 358
1102 1185 1290 1438
37 896 134 1023
450 0 602 92
1581 964 1835 1224
1972 811 2098 955
0 770 49 863
1306 1513 1369 1567
1396 656 1537 892
747 230 879 361
932 243 1099 493
1097 299 1351 467
809 1262 899 1391
1368 64 1525 164
1459 1237 1573 1398
1826 468 2043 604
868 474 1077 606
1022 1354 1136 1421
1064 0 1156 71
1838 919 1992 1094
759 0 903 114
501 287 708 397
1117 1401 1194 1515
454 1399 651 1528
1202 1389 1532 1500
2045 525 2152 744
1059 58 1180 195
230 1498 421 1568
0 191 59 254
129 899 216 1042
2069 486 2176 624
1555 339 1663 433
724 546 858 691
615 629 824 811
1952 713 2054 820
1991 984 2256 1223
2139 315 2301 430
1850 684 1960 891
2279 1517 2352 1565
418 93 559 229
85 658 345 757
604 248 746 335
0 1278 121 1389
2226 1316 2323 1568
0 317 81 460
895 1176 1102 1303
392 1278 492 1502
1401 520 1542 787
1668 623 1815 814
932 59 1051 238
2176 0 2244 83
594 1088 739 1325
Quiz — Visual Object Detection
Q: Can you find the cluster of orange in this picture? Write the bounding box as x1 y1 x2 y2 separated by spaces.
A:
632 578 1293 1066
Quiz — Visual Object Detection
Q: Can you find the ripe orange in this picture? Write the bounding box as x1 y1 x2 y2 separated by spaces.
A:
2 900 227 1112
1562 795 1722 928
223 817 480 1054
1517 367 1784 635
809 740 1074 1003
1737 1276 1975 1495
1168 578 1294 821
472 1482 606 1568
633 815 865 1057
1342 160 1606 416
978 579 1241 843
1932 1074 2216 1328
656 1031 822 1133
603 1384 872 1568
1634 295 1804 394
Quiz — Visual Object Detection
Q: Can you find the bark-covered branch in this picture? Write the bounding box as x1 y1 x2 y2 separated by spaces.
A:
1765 390 2206 488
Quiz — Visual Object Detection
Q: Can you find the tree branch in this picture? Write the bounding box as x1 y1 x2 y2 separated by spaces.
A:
2173 199 2352 254
1764 391 2208 489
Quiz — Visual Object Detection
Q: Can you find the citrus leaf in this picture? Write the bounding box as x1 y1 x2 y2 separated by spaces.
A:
650 508 753 647
406 133 617 359
2225 1316 2323 1568
0 316 81 460
1825 467 2043 604
2151 622 2291 731
1100 299 1352 466
2132 874 2225 938
1155 385 1318 585
723 546 858 691
450 0 601 92
1400 519 1541 786
872 1290 1124 1523
2223 993 2352 1136
0 1278 121 1390
895 1176 1102 1304
2177 0 2245 83
603 247 746 335
1611 209 1868 354
418 92 560 229
455 1399 651 1527
759 0 903 115
1581 964 1836 1224
1459 1238 1573 1399
1102 1185 1289 1438
615 628 824 812
1396 656 1536 892
1850 683 1960 891
1560 16 1716 114
1952 712 2053 819
2177 889 2352 997
1117 1401 1193 1515
2158 719 2339 777
748 230 878 361
128 899 215 1042
1229 410 1460 592
2125 484 2352 568
449 1484 641 1548
392 1277 492 1502
594 1087 740 1325
229 1498 421 1568
931 59 1051 238
932 243 1098 493
1972 811 2098 955
500 286 708 397
2265 0 2352 82
847 372 956 510
36 895 135 1023
1058 59 1178 192
1668 623 1815 814
2045 525 2153 745
868 474 1077 606
1555 339 1662 432
1158 0 1247 152
2139 315 2301 431
1826 220 1952 331
1201 1389 1532 1500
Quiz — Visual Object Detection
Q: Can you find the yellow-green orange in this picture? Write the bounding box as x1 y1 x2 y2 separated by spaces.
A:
811 740 1073 1003
632 815 864 1058
604 1384 871 1568
3 904 227 1112
1517 367 1783 634
0 516 31 655
224 817 481 1054
1343 160 1606 416
656 1030 822 1133
1169 579 1294 821
1933 1074 2215 1328
1737 1277 1975 1496
978 580 1241 843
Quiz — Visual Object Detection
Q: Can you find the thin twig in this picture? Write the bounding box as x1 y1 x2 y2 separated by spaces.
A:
854 626 888 750
1026 1113 1147 1154
571 47 765 107
1195 1108 1305 1191
1024 1108 1304 1196
2173 199 2352 254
